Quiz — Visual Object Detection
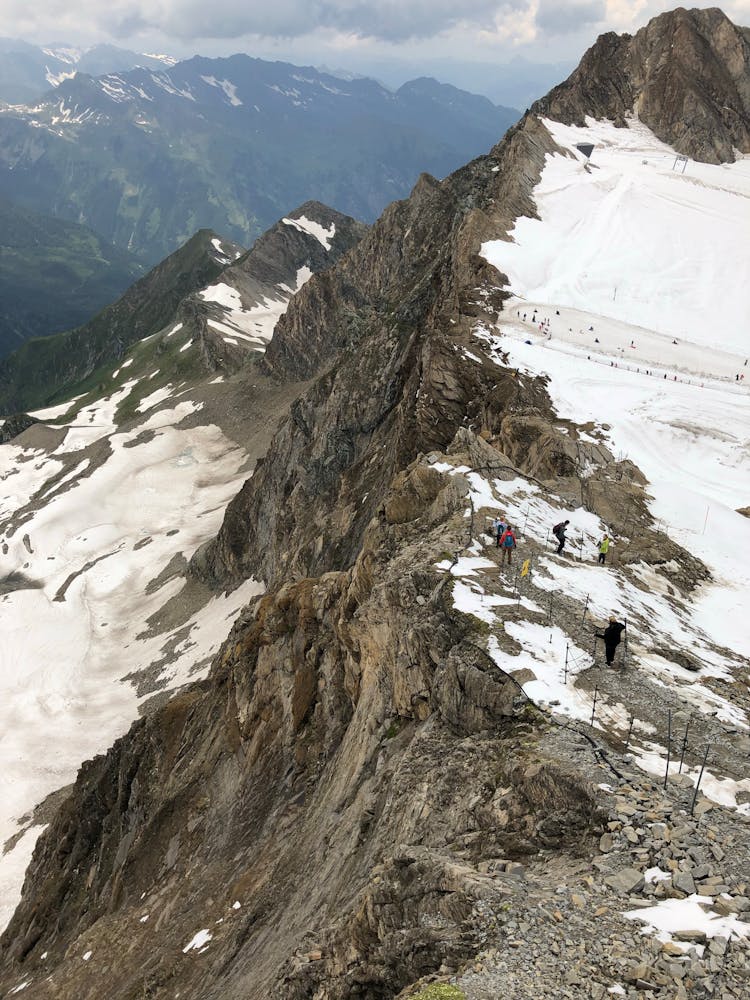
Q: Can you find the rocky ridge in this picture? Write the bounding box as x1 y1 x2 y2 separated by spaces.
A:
1 8 749 1000
183 201 368 374
0 228 237 415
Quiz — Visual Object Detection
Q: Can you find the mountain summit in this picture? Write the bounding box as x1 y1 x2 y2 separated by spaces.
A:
1 8 749 1000
535 6 750 162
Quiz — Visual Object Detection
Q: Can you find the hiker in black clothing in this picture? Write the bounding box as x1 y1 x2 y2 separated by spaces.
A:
596 617 626 666
552 519 569 555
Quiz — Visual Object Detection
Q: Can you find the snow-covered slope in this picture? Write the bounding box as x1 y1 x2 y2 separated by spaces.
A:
482 117 750 356
0 383 262 930
480 114 750 646
472 113 750 820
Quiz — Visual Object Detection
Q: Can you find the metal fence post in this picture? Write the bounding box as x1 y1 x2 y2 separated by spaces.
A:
690 744 711 816
678 719 690 774
590 686 599 728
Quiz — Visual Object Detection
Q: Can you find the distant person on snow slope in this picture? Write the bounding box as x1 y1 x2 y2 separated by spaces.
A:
499 525 516 565
597 617 626 666
552 519 569 556
598 534 610 565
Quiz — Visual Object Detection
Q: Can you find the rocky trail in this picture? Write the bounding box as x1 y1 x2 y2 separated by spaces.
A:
397 430 750 999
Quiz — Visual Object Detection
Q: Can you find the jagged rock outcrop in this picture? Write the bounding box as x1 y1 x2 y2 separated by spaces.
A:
534 7 750 163
0 412 38 443
189 201 368 372
0 9 738 1000
0 458 602 998
191 119 558 590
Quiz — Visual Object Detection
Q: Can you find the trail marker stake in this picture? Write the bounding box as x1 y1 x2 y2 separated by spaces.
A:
564 644 569 685
582 594 590 625
664 710 672 788
678 719 690 774
590 686 599 728
690 744 711 816
625 713 635 749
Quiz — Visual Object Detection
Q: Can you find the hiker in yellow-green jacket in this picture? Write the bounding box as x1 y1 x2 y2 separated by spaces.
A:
598 534 610 565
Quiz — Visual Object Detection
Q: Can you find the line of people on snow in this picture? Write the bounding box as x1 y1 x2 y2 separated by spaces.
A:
491 515 611 565
489 515 626 666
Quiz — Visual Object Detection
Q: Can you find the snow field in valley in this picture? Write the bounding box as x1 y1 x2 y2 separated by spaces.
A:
0 389 263 931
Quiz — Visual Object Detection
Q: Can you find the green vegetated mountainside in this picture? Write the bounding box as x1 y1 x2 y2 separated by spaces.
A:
0 198 144 358
0 54 519 263
0 228 233 413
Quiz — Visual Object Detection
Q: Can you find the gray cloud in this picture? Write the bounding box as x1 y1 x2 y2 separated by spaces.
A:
100 0 513 43
1 0 535 44
536 0 606 37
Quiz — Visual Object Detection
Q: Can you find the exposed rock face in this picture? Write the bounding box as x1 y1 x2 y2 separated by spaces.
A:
0 412 38 443
190 201 368 372
534 7 750 163
192 118 557 590
0 461 602 999
0 10 741 1000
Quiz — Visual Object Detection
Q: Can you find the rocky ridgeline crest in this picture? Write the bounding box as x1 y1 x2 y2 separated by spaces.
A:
534 7 750 163
1 8 749 999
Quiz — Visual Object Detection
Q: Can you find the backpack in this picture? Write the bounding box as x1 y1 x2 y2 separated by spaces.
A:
502 531 515 548
552 522 564 538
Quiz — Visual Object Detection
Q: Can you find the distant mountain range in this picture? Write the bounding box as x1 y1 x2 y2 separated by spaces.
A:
0 52 519 264
0 38 174 104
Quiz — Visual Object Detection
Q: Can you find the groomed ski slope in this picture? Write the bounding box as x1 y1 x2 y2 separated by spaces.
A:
482 117 750 356
479 114 750 671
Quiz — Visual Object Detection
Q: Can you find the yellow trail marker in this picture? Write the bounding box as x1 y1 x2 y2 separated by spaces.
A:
520 559 530 578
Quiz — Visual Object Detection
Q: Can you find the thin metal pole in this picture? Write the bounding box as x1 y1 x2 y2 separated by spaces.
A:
564 644 569 684
664 710 672 788
678 719 690 773
590 686 598 728
579 533 583 562
690 744 711 816
625 713 635 749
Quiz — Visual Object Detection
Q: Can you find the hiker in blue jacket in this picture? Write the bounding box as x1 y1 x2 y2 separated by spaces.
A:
499 524 517 565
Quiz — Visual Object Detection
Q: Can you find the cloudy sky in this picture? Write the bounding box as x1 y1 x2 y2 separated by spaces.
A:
3 0 749 101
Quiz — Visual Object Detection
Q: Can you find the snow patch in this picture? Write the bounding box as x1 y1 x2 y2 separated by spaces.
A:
282 215 336 250
183 929 212 953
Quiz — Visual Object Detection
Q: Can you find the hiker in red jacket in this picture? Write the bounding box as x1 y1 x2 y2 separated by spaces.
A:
499 524 517 565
